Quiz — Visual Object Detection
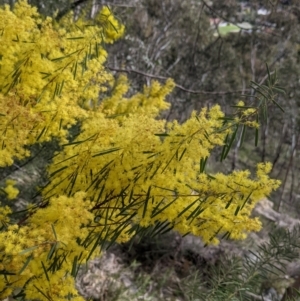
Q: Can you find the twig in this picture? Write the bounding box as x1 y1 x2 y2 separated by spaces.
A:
106 66 248 95
56 0 89 21
192 3 205 67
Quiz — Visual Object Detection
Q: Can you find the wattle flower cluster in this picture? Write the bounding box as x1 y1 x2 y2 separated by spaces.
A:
0 2 280 300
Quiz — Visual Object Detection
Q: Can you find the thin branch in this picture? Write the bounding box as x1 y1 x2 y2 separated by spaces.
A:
0 145 46 182
192 3 205 67
277 134 300 211
257 51 287 85
106 66 248 95
101 3 141 8
202 0 250 31
56 0 89 21
56 0 141 20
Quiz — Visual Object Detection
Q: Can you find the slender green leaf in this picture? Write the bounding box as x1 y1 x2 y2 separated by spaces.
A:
62 134 97 146
71 256 78 277
262 102 268 120
92 147 121 157
151 197 178 218
154 133 170 137
51 56 67 62
153 185 177 193
41 261 50 281
240 191 253 210
57 252 68 270
267 262 286 274
142 186 151 218
234 205 240 216
147 152 160 159
223 125 238 159
86 227 105 261
49 166 68 179
209 226 222 242
82 52 88 72
273 86 286 94
149 162 161 179
207 174 216 180
53 82 59 98
59 118 63 130
161 148 179 174
13 34 19 42
187 206 205 222
73 61 78 80
95 42 99 57
250 80 260 88
266 63 271 79
262 266 281 276
218 117 235 121
221 231 231 240
33 285 51 301
47 243 57 260
40 72 51 79
248 249 262 260
149 221 173 237
0 270 16 275
51 224 57 240
94 184 106 204
53 154 79 166
58 80 64 96
220 144 228 162
36 127 46 141
253 88 268 100
81 228 96 248
178 148 187 161
203 130 211 143
18 255 33 275
18 246 39 255
240 124 246 147
105 215 136 249
67 36 84 40
225 197 233 209
272 98 285 112
200 157 207 173
177 198 200 218
88 43 92 59
51 50 80 61
67 172 78 196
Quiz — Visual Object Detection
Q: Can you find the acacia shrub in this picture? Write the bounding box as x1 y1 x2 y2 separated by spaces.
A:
0 1 280 300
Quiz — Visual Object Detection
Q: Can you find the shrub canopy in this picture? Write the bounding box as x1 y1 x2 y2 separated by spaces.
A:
0 1 280 300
